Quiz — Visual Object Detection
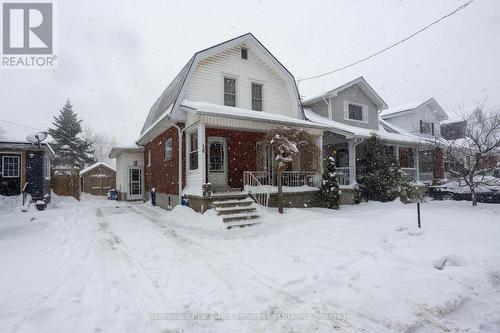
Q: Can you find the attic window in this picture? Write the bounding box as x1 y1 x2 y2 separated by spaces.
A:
241 48 248 59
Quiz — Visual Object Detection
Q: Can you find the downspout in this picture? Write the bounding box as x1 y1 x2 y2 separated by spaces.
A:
165 116 184 200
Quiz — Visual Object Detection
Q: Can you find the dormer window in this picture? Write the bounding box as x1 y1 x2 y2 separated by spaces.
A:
241 47 248 59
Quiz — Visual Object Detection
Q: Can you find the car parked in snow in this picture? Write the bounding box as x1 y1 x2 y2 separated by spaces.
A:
428 174 500 203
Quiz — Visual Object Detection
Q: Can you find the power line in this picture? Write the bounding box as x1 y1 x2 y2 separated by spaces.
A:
0 119 45 132
297 0 475 82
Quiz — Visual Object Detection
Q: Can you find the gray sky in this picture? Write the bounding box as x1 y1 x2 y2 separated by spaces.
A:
1 0 499 144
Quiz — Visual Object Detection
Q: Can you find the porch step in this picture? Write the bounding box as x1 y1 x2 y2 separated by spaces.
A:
211 196 262 228
212 197 254 207
216 203 259 215
225 219 262 230
221 212 261 223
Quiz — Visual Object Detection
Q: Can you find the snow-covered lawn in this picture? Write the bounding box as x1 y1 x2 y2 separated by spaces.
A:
1 195 499 332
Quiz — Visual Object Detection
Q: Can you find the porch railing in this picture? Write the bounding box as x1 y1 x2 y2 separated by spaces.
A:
336 167 350 186
401 168 417 182
243 172 270 207
243 171 321 193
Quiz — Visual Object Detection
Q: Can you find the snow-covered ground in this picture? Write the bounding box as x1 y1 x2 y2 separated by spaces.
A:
1 194 499 332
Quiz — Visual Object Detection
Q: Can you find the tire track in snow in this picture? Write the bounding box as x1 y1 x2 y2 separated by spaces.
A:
129 205 351 331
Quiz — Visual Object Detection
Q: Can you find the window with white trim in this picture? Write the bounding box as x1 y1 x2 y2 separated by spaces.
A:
224 77 236 107
2 156 20 178
164 138 173 161
44 157 51 180
189 132 199 170
348 103 363 121
420 120 434 135
251 83 263 111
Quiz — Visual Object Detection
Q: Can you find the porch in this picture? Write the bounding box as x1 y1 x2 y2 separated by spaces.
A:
323 134 421 187
182 110 325 208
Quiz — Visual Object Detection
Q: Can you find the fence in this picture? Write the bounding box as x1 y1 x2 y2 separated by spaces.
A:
52 169 80 200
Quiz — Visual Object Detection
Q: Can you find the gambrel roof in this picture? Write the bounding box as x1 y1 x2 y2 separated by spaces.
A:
139 33 303 137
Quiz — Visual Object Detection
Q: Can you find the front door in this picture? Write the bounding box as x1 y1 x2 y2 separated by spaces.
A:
128 168 142 200
207 137 227 188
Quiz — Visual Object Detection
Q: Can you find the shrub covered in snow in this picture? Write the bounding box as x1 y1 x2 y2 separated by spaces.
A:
319 154 341 209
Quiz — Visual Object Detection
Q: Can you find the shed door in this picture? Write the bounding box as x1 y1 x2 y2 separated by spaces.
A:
207 138 227 188
128 168 142 200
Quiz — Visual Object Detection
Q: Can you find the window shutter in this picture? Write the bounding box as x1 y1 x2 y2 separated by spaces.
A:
420 120 423 133
431 123 435 135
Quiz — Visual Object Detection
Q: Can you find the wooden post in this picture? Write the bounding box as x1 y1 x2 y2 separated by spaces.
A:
417 203 421 228
277 166 284 214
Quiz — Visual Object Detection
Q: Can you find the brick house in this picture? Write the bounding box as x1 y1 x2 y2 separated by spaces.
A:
136 33 326 215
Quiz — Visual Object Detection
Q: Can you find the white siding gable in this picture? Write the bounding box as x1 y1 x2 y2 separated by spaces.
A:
386 104 442 137
187 43 297 119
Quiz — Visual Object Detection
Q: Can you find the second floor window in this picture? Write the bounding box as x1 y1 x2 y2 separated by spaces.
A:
224 77 236 107
420 120 434 135
189 132 199 170
251 83 263 111
348 103 363 121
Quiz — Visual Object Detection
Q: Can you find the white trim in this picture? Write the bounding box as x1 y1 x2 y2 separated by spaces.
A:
250 81 264 111
343 101 369 124
1 155 20 178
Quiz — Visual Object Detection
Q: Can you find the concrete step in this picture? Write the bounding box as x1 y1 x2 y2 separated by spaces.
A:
212 197 255 207
222 211 261 223
225 219 262 230
216 203 258 215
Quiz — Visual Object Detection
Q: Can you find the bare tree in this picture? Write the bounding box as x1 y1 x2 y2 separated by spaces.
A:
267 127 320 213
436 104 500 206
82 125 118 165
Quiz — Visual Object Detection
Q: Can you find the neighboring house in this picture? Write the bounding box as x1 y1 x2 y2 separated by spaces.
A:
0 140 55 204
136 33 326 217
108 145 144 201
303 77 425 202
80 162 116 196
380 98 448 182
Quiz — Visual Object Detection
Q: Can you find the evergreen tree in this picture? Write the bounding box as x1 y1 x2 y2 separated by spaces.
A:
356 134 401 202
48 100 95 169
319 154 341 209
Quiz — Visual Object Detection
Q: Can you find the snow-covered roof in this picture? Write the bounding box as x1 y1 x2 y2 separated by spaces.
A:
304 109 424 144
181 100 328 130
80 162 116 176
0 140 55 158
108 145 144 159
380 98 448 120
301 77 388 111
139 32 302 137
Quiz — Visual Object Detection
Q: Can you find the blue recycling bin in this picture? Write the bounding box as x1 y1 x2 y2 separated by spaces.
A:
108 189 118 200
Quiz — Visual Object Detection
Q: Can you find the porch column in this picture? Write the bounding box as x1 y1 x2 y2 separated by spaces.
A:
394 145 400 163
432 147 444 181
348 139 356 185
414 147 420 182
198 123 206 185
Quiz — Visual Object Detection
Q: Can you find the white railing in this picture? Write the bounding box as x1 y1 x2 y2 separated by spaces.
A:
336 167 350 186
401 168 417 181
243 171 321 197
281 171 321 188
243 171 270 207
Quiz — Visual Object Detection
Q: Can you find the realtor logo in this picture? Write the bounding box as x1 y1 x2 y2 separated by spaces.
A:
2 2 56 68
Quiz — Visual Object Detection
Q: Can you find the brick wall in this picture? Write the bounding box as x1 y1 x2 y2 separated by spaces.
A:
144 125 186 196
205 128 265 189
432 147 444 180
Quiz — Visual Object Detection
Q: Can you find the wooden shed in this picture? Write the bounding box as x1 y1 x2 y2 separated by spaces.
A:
80 162 116 196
